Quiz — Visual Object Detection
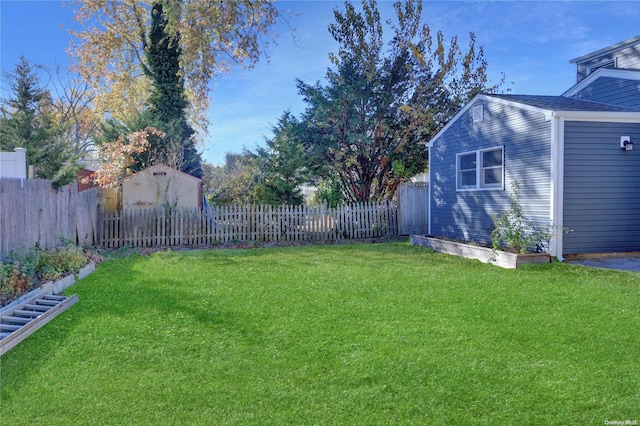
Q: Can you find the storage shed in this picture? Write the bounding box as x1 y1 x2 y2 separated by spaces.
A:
122 164 203 210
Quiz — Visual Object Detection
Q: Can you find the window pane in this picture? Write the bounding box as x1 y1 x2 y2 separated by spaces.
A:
460 170 476 187
459 153 476 170
482 149 502 167
483 168 502 186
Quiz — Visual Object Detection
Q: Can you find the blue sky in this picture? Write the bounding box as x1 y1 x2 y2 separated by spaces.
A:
2 1 640 165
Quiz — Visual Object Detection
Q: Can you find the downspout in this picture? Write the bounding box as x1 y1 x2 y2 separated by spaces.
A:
549 114 565 261
428 143 432 236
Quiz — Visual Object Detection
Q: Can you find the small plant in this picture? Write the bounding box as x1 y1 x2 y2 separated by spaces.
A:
491 181 555 255
36 245 88 281
1 243 99 304
0 262 32 296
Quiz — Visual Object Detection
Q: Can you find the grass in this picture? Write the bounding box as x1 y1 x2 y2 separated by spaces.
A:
1 242 639 425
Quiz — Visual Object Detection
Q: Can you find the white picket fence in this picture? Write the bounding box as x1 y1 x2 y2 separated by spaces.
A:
98 202 398 248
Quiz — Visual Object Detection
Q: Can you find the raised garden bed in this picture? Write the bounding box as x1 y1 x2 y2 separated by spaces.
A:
1 262 95 312
410 235 552 269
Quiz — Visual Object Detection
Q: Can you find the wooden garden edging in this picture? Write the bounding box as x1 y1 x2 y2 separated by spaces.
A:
411 235 552 269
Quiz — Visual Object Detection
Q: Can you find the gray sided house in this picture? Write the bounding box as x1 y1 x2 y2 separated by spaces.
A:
428 36 640 258
563 68 640 110
428 94 640 258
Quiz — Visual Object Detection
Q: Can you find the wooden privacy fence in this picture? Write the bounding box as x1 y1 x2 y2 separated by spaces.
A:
0 178 98 258
98 201 398 248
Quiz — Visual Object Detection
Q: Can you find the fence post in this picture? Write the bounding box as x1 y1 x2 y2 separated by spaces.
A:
96 207 103 248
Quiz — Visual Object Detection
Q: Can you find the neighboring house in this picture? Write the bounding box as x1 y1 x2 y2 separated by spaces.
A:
428 36 640 258
570 35 640 83
122 164 203 210
77 161 100 192
0 148 27 179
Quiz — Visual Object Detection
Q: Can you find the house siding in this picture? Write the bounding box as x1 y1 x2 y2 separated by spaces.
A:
563 121 640 254
570 76 640 109
430 99 552 245
576 44 640 81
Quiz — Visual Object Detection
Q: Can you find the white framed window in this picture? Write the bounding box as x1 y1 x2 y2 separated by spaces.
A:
456 146 504 191
457 152 477 189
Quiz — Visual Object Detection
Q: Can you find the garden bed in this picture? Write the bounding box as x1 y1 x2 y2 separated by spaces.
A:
410 235 552 269
0 262 95 314
1 244 101 308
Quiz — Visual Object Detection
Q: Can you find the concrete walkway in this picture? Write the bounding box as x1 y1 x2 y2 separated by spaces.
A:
568 256 640 272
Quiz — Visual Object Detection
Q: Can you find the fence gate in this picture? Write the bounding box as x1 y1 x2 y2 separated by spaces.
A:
397 182 428 235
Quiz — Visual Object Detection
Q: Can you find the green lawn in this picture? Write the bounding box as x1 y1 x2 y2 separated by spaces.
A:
1 243 639 425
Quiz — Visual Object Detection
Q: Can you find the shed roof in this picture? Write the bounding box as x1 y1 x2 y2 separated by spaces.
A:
123 164 203 183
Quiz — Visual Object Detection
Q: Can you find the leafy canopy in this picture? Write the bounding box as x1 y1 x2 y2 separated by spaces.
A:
143 2 202 178
297 0 501 202
68 0 282 136
94 2 204 179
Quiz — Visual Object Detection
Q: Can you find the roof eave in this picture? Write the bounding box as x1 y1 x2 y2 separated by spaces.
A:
563 68 640 97
552 111 640 121
427 98 640 148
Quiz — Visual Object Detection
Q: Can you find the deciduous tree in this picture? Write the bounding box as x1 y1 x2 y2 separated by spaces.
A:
91 127 161 188
49 65 100 158
67 0 282 134
202 154 261 206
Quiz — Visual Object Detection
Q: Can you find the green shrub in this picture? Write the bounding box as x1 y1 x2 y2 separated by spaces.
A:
1 243 95 300
35 245 88 281
491 181 554 255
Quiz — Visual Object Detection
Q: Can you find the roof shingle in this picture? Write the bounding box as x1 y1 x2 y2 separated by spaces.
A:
487 94 640 112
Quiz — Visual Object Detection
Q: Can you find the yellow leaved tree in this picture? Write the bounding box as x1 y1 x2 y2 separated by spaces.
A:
66 0 283 137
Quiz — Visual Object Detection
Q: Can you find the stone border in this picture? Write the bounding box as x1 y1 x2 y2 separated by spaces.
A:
410 236 551 269
0 262 95 315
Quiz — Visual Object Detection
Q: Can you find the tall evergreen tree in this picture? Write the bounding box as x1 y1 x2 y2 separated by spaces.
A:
142 1 203 178
0 56 78 188
255 112 311 205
